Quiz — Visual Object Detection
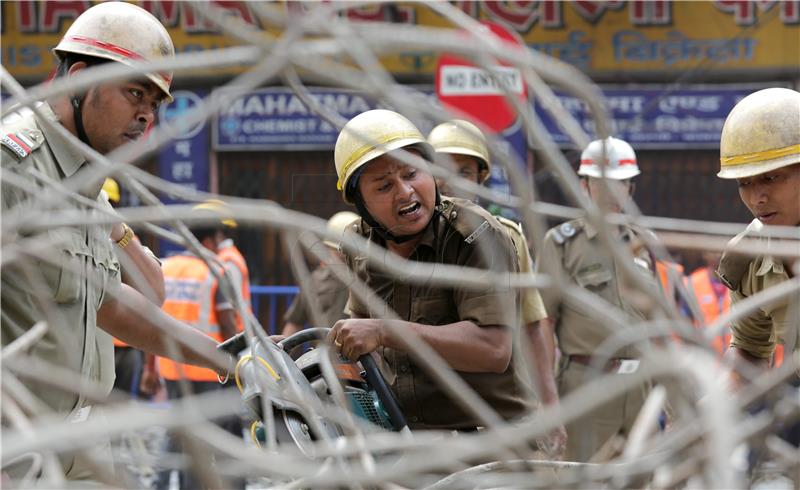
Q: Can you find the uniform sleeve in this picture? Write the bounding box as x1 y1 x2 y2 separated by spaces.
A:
534 231 563 320
222 262 244 304
343 251 369 318
729 287 776 359
453 226 518 327
214 278 234 311
514 231 548 324
284 289 309 325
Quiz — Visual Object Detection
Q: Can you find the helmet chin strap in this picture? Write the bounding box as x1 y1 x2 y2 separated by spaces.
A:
71 95 93 149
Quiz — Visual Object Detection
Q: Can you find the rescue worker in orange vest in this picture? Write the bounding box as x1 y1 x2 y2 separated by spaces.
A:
688 251 732 357
155 225 239 490
193 200 252 334
102 178 167 398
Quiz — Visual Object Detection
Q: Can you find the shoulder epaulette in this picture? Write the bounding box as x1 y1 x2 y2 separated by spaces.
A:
716 222 758 291
549 220 581 245
441 198 495 244
1 128 43 162
496 216 524 237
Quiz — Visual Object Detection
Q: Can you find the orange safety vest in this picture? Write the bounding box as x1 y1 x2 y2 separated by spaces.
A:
158 254 222 382
217 241 251 333
657 260 686 301
689 267 731 357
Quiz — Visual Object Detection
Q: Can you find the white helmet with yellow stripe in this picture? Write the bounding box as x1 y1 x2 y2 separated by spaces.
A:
718 87 800 179
53 2 175 101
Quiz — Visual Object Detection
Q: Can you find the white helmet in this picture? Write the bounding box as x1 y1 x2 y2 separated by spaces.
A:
323 211 359 249
718 88 800 179
334 109 433 204
578 137 640 180
427 119 491 183
54 2 175 101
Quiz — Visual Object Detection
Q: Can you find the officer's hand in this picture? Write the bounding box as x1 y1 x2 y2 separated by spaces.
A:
547 424 568 461
139 368 162 397
328 319 385 361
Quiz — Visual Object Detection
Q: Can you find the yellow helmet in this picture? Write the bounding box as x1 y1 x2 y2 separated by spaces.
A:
427 119 491 183
192 199 237 228
102 178 120 203
718 87 800 179
323 211 359 249
53 2 175 101
334 109 433 204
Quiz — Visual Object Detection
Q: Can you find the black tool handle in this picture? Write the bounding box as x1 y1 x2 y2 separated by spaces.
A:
217 331 248 356
277 327 330 352
358 354 408 431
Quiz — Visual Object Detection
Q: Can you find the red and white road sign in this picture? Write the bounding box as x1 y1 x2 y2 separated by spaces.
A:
435 21 528 134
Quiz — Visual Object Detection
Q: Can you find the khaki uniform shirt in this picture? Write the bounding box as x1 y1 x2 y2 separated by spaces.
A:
344 197 529 429
284 263 349 328
495 216 548 325
1 103 121 415
718 219 798 359
535 218 658 358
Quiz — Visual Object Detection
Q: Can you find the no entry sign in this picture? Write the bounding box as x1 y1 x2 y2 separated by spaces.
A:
435 22 528 133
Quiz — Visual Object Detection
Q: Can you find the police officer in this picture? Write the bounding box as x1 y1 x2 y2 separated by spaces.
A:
282 211 359 337
535 136 660 462
717 88 799 451
1 3 226 482
428 119 566 455
327 109 530 430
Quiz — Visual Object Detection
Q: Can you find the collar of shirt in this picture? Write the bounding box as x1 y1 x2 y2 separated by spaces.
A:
365 214 438 253
218 238 234 250
756 255 785 277
36 102 87 178
583 220 634 242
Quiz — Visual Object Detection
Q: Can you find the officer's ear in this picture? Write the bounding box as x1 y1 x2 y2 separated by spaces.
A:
67 61 89 77
627 180 636 196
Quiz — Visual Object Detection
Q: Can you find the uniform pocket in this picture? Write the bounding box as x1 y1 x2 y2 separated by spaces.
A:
40 253 82 304
576 269 613 289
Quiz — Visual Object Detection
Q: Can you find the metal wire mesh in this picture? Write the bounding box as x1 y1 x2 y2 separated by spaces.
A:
1 2 798 489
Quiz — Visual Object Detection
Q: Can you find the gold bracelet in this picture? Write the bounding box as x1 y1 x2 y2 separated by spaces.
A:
115 223 134 249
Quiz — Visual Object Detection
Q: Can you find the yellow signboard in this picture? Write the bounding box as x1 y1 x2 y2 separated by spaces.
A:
2 1 798 83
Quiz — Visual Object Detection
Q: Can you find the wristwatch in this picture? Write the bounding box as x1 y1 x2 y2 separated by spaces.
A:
115 223 134 249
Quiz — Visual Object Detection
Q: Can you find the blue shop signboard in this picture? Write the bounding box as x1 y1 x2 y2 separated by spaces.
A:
157 89 210 255
213 87 380 151
535 84 783 149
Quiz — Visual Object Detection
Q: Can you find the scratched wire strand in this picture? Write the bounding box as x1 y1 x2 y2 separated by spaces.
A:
1 2 798 489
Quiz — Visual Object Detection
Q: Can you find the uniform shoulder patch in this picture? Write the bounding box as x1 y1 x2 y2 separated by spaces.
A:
559 221 577 238
496 216 524 236
550 220 581 245
1 129 43 161
440 198 491 239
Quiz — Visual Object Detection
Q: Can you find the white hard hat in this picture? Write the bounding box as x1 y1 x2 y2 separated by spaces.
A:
54 2 175 101
428 119 491 183
334 109 433 204
578 137 640 180
718 87 800 179
324 211 359 248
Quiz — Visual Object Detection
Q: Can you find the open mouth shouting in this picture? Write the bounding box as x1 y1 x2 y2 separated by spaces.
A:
398 201 421 219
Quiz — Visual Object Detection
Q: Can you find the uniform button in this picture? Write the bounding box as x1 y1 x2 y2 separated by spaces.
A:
411 416 419 422
399 364 408 373
450 211 457 219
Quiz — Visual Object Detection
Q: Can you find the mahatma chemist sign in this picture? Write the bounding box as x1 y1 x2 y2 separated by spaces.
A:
212 88 377 151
